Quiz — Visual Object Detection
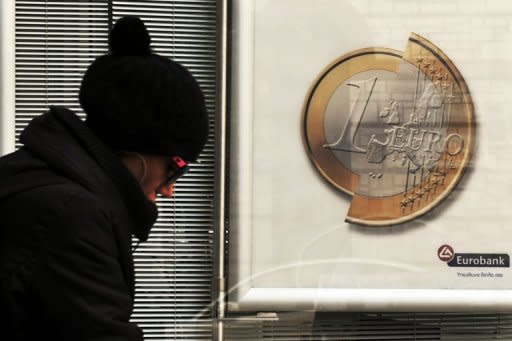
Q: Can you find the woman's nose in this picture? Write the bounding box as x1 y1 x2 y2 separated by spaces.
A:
158 183 175 197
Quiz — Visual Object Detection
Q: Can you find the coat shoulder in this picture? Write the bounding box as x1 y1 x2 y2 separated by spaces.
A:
2 182 114 245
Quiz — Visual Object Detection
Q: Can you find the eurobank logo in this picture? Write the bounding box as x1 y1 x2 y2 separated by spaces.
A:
438 245 510 268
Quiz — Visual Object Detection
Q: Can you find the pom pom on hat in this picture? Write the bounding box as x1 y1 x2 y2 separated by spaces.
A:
109 16 151 56
79 16 208 161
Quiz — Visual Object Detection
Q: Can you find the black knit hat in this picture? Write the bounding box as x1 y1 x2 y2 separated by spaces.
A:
79 16 208 161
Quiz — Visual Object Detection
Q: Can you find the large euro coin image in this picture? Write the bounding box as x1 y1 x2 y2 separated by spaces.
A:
302 33 474 226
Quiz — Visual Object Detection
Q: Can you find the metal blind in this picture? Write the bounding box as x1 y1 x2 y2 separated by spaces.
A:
15 1 217 340
224 312 512 340
111 1 217 340
15 0 109 142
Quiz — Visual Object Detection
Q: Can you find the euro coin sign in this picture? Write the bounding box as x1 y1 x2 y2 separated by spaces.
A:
302 33 474 226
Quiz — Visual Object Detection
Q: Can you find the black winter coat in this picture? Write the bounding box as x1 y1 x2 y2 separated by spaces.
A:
0 107 158 340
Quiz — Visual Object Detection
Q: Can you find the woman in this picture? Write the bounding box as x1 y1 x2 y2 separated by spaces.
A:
0 16 208 340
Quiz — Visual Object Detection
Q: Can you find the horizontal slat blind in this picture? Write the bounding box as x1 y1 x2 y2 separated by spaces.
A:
111 1 217 340
15 1 216 340
15 0 109 147
224 312 512 340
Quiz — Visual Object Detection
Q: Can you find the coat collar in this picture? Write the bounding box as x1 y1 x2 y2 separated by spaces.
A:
20 106 157 242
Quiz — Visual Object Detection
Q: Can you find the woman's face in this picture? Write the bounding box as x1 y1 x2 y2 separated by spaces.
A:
139 155 176 202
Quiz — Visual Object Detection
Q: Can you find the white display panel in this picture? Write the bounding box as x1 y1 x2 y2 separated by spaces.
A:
228 0 512 311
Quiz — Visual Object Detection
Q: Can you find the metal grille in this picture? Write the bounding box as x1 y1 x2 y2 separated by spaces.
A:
15 0 217 340
224 312 512 340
